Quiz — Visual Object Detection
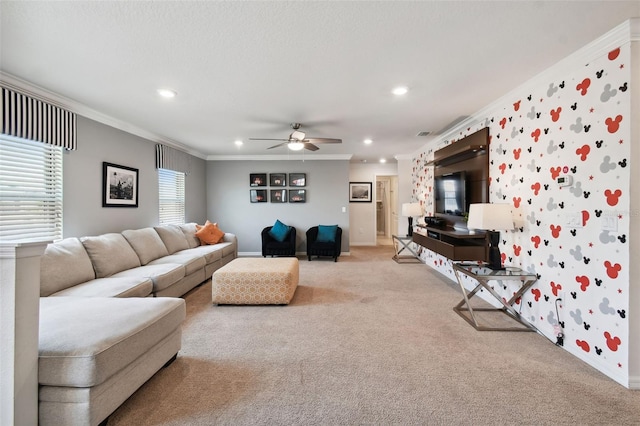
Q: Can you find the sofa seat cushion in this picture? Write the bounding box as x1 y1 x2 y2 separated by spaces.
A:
39 297 186 387
40 238 96 296
81 233 141 278
177 245 222 264
111 263 185 293
154 225 190 254
122 227 169 265
148 252 206 276
48 277 153 298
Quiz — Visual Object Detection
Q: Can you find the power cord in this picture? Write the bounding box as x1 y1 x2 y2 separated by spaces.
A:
554 298 564 347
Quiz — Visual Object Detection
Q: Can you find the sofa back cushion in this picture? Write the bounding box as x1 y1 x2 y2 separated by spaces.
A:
122 227 169 265
40 238 96 296
179 223 201 248
81 233 141 278
154 225 190 254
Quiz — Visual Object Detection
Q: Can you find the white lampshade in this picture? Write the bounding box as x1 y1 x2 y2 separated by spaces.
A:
288 142 305 151
401 202 423 217
467 203 514 231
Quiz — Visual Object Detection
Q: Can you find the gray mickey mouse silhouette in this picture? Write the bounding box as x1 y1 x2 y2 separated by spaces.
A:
527 106 537 120
599 155 617 173
547 140 558 154
547 197 557 211
547 82 559 97
569 245 583 261
599 297 616 315
569 181 583 198
570 117 584 134
599 230 616 244
570 308 583 325
547 254 558 267
600 84 617 102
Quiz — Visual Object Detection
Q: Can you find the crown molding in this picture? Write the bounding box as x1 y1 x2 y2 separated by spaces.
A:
0 72 208 160
207 154 352 161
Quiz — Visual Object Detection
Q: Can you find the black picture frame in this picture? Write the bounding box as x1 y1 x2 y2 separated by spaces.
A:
250 189 268 203
289 189 306 203
349 182 372 202
270 189 287 203
250 173 267 187
289 173 306 187
103 162 139 207
270 173 287 187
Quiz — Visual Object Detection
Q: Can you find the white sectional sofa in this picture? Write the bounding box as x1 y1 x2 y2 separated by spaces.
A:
38 223 237 426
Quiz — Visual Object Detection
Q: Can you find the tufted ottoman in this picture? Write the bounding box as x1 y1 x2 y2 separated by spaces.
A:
212 257 299 304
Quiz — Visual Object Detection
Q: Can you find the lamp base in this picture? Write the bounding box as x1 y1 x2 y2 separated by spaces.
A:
486 231 504 270
407 217 414 237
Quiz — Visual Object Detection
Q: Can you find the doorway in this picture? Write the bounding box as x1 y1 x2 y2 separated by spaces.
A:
376 175 398 246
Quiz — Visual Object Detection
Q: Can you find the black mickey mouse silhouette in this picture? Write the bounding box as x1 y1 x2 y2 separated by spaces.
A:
559 261 565 269
584 125 591 132
571 102 577 110
618 310 626 319
570 229 577 236
619 82 628 92
559 141 565 149
595 347 603 355
559 81 565 88
595 278 602 286
596 140 603 148
570 166 577 173
595 209 602 217
596 70 604 78
583 322 591 330
584 191 590 198
559 202 564 209
618 159 627 167
583 257 590 264
618 235 626 243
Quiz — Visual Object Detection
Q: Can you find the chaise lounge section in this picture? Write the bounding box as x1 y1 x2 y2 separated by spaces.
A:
38 223 237 425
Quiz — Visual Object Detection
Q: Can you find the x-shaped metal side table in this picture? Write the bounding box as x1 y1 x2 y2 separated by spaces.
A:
392 234 422 263
452 262 538 331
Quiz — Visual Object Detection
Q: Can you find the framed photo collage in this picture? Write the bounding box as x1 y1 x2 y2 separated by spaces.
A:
250 173 306 203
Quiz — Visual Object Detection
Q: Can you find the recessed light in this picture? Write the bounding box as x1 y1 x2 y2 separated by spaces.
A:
157 88 177 98
392 86 408 96
364 139 373 145
234 140 243 146
379 158 387 163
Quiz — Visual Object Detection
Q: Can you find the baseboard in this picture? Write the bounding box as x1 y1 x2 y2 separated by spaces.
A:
629 375 640 390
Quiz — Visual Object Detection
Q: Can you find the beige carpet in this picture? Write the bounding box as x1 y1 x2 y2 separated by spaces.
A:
108 246 639 425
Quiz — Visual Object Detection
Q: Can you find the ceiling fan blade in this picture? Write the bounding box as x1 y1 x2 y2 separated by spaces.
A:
267 142 289 149
304 138 342 144
304 143 320 151
249 138 290 141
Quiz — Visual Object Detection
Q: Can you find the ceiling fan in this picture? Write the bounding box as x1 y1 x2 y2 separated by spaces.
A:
249 123 342 151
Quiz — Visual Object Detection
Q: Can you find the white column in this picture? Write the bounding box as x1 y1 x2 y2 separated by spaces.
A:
1 241 49 426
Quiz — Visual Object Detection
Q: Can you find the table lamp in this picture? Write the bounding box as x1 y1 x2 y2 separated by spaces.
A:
401 202 423 237
467 203 514 270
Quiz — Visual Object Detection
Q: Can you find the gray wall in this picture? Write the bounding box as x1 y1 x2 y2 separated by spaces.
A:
206 160 350 254
62 116 206 237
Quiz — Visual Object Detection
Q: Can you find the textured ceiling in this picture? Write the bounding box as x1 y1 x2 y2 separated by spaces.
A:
1 1 638 162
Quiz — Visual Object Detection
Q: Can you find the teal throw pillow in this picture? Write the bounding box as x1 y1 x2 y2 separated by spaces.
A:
269 220 291 242
316 225 338 243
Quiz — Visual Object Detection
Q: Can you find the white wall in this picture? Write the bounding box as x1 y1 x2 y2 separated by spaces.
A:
349 162 398 245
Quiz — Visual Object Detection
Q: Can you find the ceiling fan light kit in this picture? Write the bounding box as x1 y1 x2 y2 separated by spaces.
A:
249 123 342 152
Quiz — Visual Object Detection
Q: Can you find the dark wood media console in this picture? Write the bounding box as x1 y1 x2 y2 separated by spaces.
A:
413 225 488 262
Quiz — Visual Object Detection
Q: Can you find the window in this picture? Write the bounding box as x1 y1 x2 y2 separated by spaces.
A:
158 168 185 225
0 136 63 241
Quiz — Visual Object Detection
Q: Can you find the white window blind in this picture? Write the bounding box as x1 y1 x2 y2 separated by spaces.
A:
158 168 185 225
0 136 63 241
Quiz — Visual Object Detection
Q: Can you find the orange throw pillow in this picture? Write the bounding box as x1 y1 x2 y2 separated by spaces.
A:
195 221 225 245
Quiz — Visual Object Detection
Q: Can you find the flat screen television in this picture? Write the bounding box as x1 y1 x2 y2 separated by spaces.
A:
434 171 467 216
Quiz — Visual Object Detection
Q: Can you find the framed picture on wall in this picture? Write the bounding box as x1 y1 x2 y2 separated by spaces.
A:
270 189 287 203
289 173 306 187
270 173 287 187
289 189 306 203
250 189 268 203
349 182 372 202
103 162 139 207
250 173 267 187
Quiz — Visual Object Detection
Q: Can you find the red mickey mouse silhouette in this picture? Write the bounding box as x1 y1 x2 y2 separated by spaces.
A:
608 47 620 61
550 224 561 238
531 288 541 302
550 281 562 297
604 115 623 133
531 235 541 248
576 340 591 353
575 276 589 292
550 107 562 122
513 148 521 160
513 245 521 256
499 117 507 129
576 78 591 96
501 252 507 263
531 182 541 195
604 261 622 279
604 189 622 206
604 332 621 351
513 197 521 208
513 100 521 111
499 163 507 175
575 144 590 161
531 128 541 142
550 166 561 180
581 210 590 226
